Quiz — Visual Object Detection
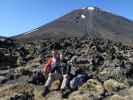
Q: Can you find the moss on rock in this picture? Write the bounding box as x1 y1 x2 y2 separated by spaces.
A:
104 79 127 93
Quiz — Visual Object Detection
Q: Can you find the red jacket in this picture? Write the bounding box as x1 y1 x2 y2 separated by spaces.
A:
44 57 57 73
43 58 53 74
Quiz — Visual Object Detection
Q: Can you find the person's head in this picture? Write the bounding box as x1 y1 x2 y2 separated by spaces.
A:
51 49 60 58
60 53 63 60
59 50 65 59
51 50 55 56
51 50 56 57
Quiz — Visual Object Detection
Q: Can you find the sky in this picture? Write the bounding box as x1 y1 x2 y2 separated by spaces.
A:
0 0 133 37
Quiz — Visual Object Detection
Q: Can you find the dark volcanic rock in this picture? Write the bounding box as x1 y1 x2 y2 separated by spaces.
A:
0 76 8 84
10 91 34 100
1 34 133 99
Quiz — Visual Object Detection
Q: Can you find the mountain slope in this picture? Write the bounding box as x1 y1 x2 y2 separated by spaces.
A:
0 36 6 39
13 7 133 45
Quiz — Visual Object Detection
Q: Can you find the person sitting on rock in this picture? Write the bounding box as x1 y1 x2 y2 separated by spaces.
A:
69 66 89 91
42 50 71 97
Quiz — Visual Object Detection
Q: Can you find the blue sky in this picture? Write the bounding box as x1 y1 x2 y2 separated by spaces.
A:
0 0 133 37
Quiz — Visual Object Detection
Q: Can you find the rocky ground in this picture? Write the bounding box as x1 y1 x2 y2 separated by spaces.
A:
0 37 133 100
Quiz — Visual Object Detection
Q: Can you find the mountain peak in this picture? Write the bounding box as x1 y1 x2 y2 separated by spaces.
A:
81 6 100 11
87 6 95 10
13 7 133 45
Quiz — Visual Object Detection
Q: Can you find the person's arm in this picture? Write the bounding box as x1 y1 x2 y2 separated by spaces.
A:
43 58 52 74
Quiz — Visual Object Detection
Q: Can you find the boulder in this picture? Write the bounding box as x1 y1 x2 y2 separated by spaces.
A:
0 76 8 84
0 70 9 76
69 91 92 100
0 83 34 99
98 67 125 82
45 91 63 100
69 79 104 100
10 91 34 100
107 86 133 100
110 95 125 100
50 80 61 91
126 86 133 100
79 79 104 96
29 71 45 85
104 79 127 93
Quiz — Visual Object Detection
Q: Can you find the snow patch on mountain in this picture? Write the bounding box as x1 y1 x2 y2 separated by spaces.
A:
81 14 86 19
87 7 95 11
25 29 39 35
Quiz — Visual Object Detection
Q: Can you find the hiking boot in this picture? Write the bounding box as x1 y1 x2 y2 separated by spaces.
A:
61 88 71 98
42 87 49 97
61 89 65 94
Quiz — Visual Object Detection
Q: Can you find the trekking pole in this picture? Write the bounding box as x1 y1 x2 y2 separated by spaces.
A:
7 66 11 79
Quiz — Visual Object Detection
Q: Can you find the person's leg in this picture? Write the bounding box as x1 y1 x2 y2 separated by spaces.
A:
44 73 54 88
61 74 69 90
43 73 54 96
70 77 78 90
61 74 72 98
